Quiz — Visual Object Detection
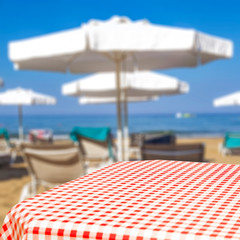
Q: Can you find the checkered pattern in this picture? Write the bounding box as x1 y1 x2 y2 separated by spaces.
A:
1 160 240 240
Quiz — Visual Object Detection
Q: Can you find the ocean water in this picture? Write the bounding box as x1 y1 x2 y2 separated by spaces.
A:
0 113 239 138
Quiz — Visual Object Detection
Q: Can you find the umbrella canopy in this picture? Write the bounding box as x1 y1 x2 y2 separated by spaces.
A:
0 87 56 139
9 16 232 72
62 71 189 97
214 92 240 107
0 87 56 105
63 71 189 161
8 16 233 161
79 96 158 104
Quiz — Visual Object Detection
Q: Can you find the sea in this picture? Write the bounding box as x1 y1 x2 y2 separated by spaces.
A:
0 113 239 139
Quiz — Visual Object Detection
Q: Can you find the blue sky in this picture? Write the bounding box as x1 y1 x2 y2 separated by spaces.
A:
0 0 239 115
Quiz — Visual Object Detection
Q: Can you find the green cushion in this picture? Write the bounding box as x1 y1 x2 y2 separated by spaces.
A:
0 128 9 142
70 127 113 158
224 132 240 149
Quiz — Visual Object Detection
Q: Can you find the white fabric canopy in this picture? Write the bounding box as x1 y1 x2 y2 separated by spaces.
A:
214 92 240 107
0 87 56 139
8 16 233 161
79 96 158 104
9 16 233 72
62 71 189 98
0 87 56 105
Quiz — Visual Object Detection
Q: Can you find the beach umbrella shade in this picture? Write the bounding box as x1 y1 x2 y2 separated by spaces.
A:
79 96 158 161
63 71 189 160
79 95 159 161
0 87 56 139
8 16 233 161
62 71 189 98
214 92 240 107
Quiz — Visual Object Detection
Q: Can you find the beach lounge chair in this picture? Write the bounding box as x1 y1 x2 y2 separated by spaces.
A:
220 132 240 155
130 132 176 146
20 143 85 201
70 127 115 172
0 128 16 165
141 143 205 162
144 132 176 145
130 132 176 160
29 129 53 144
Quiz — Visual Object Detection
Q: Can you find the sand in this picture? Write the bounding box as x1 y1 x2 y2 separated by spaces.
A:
0 137 239 226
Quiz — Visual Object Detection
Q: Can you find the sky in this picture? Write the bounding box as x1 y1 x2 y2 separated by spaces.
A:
0 0 239 115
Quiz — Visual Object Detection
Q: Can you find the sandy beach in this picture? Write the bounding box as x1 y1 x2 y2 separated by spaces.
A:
0 137 240 226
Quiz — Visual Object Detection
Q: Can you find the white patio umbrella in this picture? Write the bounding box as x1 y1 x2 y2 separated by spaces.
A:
8 16 233 160
62 71 189 97
63 71 189 160
80 96 158 161
214 92 240 107
0 87 56 139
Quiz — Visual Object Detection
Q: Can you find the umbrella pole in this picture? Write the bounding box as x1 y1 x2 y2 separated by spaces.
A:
115 59 124 161
123 91 129 161
18 105 24 140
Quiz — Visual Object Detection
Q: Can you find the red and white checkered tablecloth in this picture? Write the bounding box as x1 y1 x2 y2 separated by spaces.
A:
1 160 240 240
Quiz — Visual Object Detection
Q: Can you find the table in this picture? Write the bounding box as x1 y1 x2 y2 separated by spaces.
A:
1 160 240 240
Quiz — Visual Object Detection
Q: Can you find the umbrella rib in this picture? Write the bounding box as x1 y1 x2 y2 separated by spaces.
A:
64 52 127 71
102 52 127 62
65 52 83 68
